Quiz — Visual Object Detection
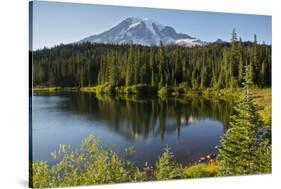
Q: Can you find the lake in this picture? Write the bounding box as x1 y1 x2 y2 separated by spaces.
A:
30 92 233 167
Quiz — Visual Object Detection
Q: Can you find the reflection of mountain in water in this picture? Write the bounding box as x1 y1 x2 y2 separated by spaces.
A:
46 93 234 141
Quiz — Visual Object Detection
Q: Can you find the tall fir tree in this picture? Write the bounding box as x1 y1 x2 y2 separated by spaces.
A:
149 47 156 86
158 41 166 87
217 64 271 176
126 45 134 86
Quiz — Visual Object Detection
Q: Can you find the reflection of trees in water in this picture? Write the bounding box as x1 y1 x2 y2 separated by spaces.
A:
59 93 234 141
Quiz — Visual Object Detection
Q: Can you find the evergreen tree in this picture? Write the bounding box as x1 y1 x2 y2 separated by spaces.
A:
126 45 134 86
260 61 266 87
238 54 244 85
200 67 206 89
230 28 240 85
158 42 166 87
191 70 197 89
231 29 238 43
154 146 181 180
108 51 118 86
149 47 156 86
217 65 271 176
32 36 271 89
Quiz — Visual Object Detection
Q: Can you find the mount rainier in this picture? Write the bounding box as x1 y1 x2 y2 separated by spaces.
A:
79 17 207 46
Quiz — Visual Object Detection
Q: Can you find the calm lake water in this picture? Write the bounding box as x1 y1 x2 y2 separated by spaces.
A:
30 92 233 167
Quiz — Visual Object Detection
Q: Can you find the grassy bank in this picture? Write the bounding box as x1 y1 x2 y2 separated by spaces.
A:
32 86 62 92
202 88 272 124
251 88 272 124
33 84 240 97
32 86 80 92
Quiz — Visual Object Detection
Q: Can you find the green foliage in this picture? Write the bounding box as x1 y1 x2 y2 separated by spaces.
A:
254 140 272 173
251 88 272 124
217 65 271 176
95 83 115 94
33 33 271 89
103 85 116 94
32 86 62 92
80 87 96 92
30 139 192 187
133 162 153 182
30 135 136 188
183 162 218 178
158 86 173 96
202 88 241 99
154 146 182 180
30 161 51 188
93 84 157 95
124 86 133 94
95 84 105 93
173 82 190 96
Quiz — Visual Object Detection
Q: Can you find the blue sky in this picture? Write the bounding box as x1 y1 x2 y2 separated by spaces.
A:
31 1 272 50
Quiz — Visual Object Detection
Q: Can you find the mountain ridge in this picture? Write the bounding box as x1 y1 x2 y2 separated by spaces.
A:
79 17 207 46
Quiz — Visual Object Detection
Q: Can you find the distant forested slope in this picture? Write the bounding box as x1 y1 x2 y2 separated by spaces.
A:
32 32 271 89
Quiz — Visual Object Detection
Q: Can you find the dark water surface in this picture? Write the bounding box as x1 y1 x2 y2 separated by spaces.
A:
30 92 233 167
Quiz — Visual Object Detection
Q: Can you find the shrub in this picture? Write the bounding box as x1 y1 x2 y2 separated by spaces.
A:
154 146 182 180
183 162 218 178
158 86 173 96
30 135 136 188
30 136 221 188
95 85 104 93
132 162 153 182
30 161 51 188
124 86 133 94
171 83 191 96
95 84 116 94
103 85 115 94
173 86 186 96
178 82 190 93
80 87 96 92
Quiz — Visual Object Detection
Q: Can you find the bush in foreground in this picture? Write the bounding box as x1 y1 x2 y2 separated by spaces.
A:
30 135 220 188
30 136 136 188
154 146 182 180
183 162 218 178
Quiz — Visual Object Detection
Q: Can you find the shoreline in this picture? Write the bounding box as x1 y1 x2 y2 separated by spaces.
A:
32 86 271 125
32 86 243 98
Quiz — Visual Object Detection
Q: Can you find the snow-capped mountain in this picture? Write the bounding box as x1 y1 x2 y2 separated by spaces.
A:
79 17 207 46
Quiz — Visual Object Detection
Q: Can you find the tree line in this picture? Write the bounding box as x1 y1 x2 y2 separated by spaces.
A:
32 30 271 89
